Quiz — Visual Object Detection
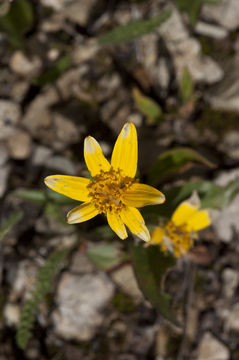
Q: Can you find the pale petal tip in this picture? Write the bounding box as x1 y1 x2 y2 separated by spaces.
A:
137 226 151 242
158 193 166 204
67 212 81 224
121 122 135 139
84 136 97 154
118 230 128 240
44 176 58 188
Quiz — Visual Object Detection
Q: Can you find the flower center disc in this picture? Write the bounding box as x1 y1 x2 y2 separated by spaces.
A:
87 168 134 213
166 221 193 257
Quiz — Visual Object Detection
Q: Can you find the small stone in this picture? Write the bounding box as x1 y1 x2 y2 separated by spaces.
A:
72 40 99 64
222 268 239 299
45 156 77 175
157 7 223 84
196 332 229 360
9 260 38 302
7 129 32 159
0 143 9 166
70 251 94 273
202 0 239 31
11 81 30 102
52 272 114 341
53 113 79 145
219 131 239 160
195 22 228 40
31 145 53 166
0 100 21 140
3 303 20 326
226 303 239 332
213 169 239 242
63 0 98 27
111 264 143 302
0 164 10 198
10 51 42 78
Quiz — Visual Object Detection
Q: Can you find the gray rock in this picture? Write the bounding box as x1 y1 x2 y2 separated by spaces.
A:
157 7 223 84
196 332 229 360
52 272 114 341
0 164 10 198
6 129 32 160
219 131 239 160
207 55 239 112
195 21 228 40
3 303 20 326
63 0 98 26
10 51 42 78
213 169 239 242
111 264 143 302
45 156 77 175
9 260 39 302
70 252 94 273
222 268 239 299
202 0 239 31
0 100 21 140
226 303 239 332
31 145 53 166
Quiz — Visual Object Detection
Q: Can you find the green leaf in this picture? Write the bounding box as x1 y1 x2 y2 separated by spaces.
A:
131 242 178 324
201 179 239 209
204 0 221 4
174 0 203 25
44 202 66 224
15 189 77 206
179 67 193 103
0 0 34 48
33 55 72 86
98 10 171 45
87 244 123 270
133 88 162 124
16 248 70 350
148 147 216 185
0 211 23 242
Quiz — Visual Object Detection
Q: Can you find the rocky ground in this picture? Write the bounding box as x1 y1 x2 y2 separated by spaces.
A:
1 0 239 359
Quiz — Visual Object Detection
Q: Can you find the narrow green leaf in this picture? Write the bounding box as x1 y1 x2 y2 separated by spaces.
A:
33 55 72 87
0 0 34 48
201 179 239 209
133 88 162 124
131 242 178 324
174 0 203 25
204 0 221 4
98 10 171 45
148 147 216 185
0 211 23 242
15 189 77 206
87 244 123 270
179 67 193 103
16 248 70 350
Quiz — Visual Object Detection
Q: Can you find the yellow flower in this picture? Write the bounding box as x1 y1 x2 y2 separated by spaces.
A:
150 192 211 257
44 123 165 242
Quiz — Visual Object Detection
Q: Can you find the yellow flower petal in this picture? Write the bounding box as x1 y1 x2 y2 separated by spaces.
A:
151 226 165 244
67 202 100 224
172 202 198 227
185 210 211 232
84 136 111 177
120 206 150 242
44 175 90 202
107 211 128 240
122 183 165 207
111 122 138 178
